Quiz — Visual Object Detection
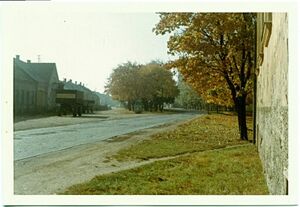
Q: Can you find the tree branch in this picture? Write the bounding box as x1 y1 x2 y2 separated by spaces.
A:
245 51 253 81
223 72 237 102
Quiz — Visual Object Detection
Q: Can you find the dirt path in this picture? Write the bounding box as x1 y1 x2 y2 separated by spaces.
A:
14 118 197 195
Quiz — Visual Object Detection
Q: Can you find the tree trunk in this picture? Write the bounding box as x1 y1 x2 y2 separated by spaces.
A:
142 99 149 111
207 104 210 114
159 103 164 112
235 96 248 140
127 100 132 111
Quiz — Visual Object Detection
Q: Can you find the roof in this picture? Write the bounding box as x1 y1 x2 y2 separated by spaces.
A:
14 62 37 83
63 81 95 100
63 81 91 92
14 57 58 84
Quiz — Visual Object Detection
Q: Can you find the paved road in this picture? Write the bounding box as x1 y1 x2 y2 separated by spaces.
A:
14 112 198 160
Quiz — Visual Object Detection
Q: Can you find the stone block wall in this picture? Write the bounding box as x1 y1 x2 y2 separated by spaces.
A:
256 13 288 195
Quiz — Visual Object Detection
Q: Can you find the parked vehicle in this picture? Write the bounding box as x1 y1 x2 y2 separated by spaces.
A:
55 80 101 117
56 89 84 117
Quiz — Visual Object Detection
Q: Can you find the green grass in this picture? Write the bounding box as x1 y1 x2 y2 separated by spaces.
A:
63 144 268 195
61 114 268 195
113 114 252 161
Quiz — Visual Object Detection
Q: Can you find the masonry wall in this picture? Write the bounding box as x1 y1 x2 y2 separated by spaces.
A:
256 13 288 195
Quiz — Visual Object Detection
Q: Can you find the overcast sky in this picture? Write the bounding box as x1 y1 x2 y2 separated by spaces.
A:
1 4 172 93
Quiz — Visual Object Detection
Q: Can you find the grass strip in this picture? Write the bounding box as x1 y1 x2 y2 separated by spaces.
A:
113 114 253 161
62 114 267 195
63 144 268 195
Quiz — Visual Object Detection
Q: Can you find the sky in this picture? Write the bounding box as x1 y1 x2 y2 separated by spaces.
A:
1 4 172 93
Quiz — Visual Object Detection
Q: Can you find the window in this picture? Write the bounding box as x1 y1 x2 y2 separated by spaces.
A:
31 91 34 104
16 90 19 106
21 90 24 104
257 13 273 66
262 13 272 47
27 91 30 105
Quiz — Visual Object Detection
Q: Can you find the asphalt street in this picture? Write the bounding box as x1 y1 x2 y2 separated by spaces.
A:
14 112 198 160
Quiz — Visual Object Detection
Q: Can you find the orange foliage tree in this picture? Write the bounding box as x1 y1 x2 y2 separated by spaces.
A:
105 61 178 112
154 13 256 140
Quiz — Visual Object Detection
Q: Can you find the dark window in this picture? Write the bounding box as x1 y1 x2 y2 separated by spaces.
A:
31 91 34 104
264 13 272 23
16 90 18 103
27 91 30 105
21 90 24 104
33 91 36 104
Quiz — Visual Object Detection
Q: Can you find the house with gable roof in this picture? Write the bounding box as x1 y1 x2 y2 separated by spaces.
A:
13 55 59 115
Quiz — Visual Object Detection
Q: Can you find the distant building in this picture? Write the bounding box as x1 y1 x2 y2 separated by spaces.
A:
94 91 120 107
13 55 59 115
255 13 288 195
61 79 101 107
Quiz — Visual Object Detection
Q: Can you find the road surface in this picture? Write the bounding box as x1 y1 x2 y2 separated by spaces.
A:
14 112 200 194
14 112 198 161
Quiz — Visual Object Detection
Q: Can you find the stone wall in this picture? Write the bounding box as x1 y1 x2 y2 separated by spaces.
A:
256 13 288 195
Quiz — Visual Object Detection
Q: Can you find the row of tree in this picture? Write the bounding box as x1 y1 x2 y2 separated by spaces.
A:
105 61 179 112
154 13 256 140
174 74 206 110
174 75 235 113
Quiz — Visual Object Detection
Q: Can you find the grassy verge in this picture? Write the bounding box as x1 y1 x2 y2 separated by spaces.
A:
63 144 268 195
62 114 268 195
113 114 253 161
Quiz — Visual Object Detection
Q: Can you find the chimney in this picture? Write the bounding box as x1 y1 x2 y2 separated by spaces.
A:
63 78 66 82
27 60 31 63
16 55 20 60
79 82 82 86
75 81 77 85
69 79 72 83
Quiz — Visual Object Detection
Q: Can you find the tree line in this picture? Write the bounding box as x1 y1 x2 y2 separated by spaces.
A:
174 73 206 110
105 61 179 112
154 13 256 140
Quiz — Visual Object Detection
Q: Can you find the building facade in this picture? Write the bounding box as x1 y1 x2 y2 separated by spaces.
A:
255 13 288 195
62 79 100 105
13 55 59 115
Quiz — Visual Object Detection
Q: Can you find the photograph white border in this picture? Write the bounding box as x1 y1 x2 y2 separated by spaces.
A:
1 0 299 205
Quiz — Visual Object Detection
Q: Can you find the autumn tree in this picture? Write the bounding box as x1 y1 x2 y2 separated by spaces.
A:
105 61 178 112
154 13 255 140
175 73 205 110
105 62 143 110
141 62 179 111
